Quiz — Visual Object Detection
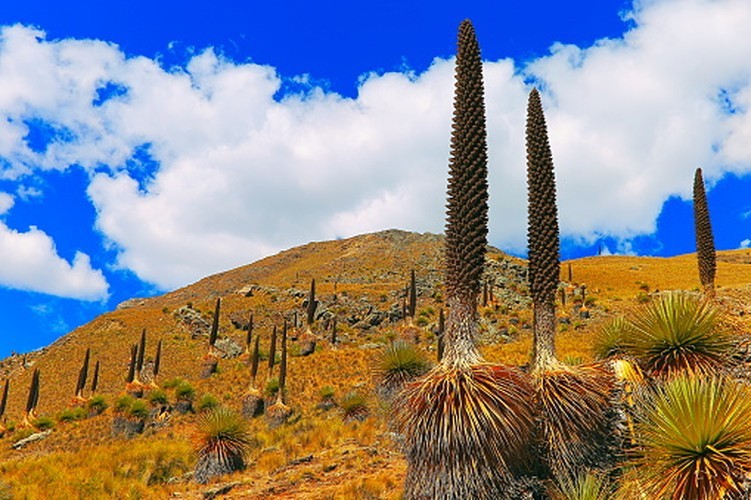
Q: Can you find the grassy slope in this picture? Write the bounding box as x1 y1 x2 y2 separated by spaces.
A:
2 231 751 498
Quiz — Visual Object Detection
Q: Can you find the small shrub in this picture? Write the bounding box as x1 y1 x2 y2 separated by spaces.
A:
194 406 252 484
340 391 369 422
33 416 55 431
58 407 86 422
129 400 149 420
147 390 169 406
115 395 135 413
175 382 195 402
265 377 280 398
197 394 219 412
87 395 108 414
162 377 185 389
374 340 431 398
320 385 335 400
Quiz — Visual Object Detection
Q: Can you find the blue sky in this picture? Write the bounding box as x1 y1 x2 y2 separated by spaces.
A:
1 0 751 357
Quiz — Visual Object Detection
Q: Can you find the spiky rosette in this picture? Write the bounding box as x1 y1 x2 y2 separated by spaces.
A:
442 19 489 366
374 340 431 400
693 168 716 298
194 406 252 484
625 375 751 499
526 87 561 371
536 364 615 482
622 291 732 378
396 364 535 498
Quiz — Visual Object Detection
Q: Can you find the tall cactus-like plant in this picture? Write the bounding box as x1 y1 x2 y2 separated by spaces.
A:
526 87 561 373
693 167 716 298
245 313 254 354
0 379 9 419
136 329 147 383
126 344 138 384
408 270 417 318
267 319 291 427
75 348 91 399
90 360 100 393
396 20 535 499
306 279 317 327
25 368 40 423
268 325 277 373
209 298 221 348
525 88 614 483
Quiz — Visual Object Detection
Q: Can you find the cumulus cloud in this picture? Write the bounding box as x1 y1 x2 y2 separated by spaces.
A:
1 0 751 290
0 211 108 299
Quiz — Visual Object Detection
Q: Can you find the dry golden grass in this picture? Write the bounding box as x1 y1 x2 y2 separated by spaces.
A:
2 231 751 497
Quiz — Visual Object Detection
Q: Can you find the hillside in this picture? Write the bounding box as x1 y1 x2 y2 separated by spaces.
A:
1 229 751 498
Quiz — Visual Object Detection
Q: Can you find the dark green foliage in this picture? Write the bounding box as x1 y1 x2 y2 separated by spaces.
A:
331 317 337 345
340 391 369 422
59 406 86 422
693 167 716 297
526 88 560 306
129 399 149 420
32 416 54 431
194 406 252 484
147 389 169 405
408 270 417 318
209 298 221 347
175 381 196 402
90 360 100 393
306 279 317 325
444 19 489 305
115 395 136 413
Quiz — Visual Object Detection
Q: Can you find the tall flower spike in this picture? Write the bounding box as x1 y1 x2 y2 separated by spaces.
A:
442 18 489 367
693 168 716 298
526 88 561 372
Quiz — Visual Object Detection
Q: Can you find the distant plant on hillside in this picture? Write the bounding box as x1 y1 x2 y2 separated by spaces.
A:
74 348 90 400
620 290 732 378
693 167 716 298
209 298 221 349
136 329 147 383
267 321 292 428
87 395 108 416
624 375 751 498
408 270 417 319
194 406 252 484
126 344 138 384
152 340 162 383
306 279 317 327
267 325 277 375
90 360 100 393
245 312 254 354
340 391 369 422
24 368 40 425
0 379 9 419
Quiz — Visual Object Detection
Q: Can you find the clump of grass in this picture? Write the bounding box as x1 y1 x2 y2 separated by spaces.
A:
374 340 431 399
621 291 732 378
87 395 108 415
264 377 280 399
32 416 54 431
396 364 535 497
194 406 252 484
197 394 219 412
115 395 136 413
339 391 369 422
174 381 195 401
625 375 751 498
147 389 169 406
58 406 86 423
592 316 632 359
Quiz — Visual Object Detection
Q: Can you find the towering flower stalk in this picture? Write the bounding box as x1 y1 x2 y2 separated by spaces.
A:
441 18 489 367
397 20 535 499
526 88 561 373
693 168 716 298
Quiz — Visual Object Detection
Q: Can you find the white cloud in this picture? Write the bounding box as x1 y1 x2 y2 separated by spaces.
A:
1 0 751 290
0 220 108 300
740 239 751 249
